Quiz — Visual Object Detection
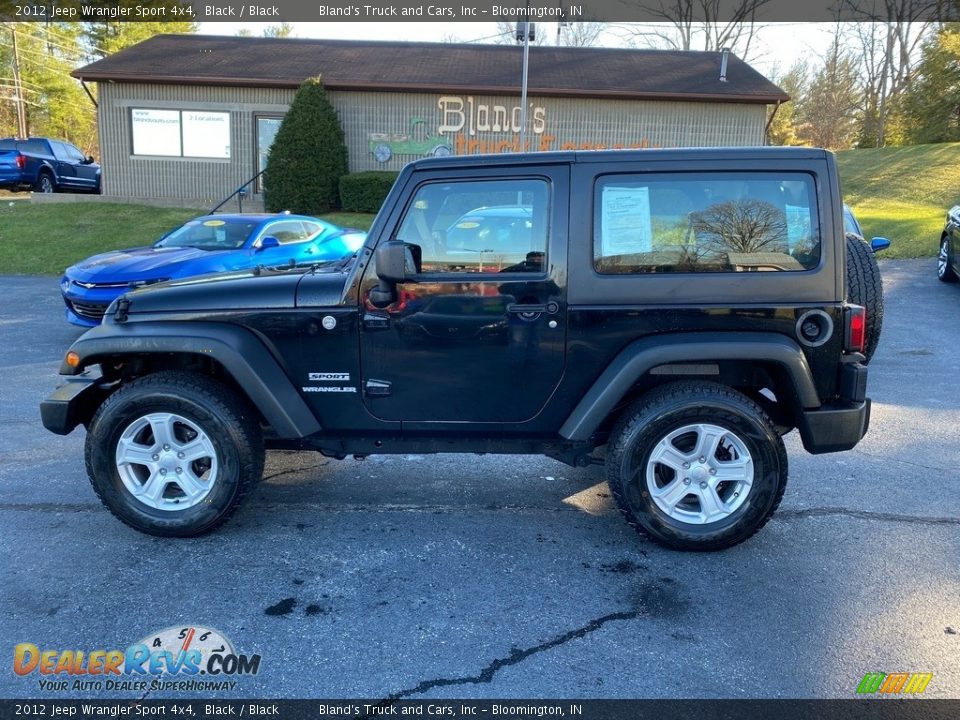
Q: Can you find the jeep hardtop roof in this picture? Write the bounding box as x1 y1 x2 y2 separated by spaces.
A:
406 146 832 171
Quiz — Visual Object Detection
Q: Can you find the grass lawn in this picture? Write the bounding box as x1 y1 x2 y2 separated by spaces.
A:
837 142 959 258
0 202 376 276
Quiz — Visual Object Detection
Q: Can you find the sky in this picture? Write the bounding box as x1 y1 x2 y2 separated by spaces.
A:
196 21 839 78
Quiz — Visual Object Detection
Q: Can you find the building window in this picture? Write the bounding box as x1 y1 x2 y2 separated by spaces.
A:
130 109 231 159
256 115 284 192
593 172 820 274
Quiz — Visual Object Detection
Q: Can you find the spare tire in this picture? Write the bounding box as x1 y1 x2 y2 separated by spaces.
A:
845 233 884 363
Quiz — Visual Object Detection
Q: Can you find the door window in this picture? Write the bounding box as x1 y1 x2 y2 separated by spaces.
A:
50 142 71 161
396 178 549 274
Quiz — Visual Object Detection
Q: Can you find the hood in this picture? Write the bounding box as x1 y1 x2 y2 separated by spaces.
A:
67 246 231 281
115 266 351 318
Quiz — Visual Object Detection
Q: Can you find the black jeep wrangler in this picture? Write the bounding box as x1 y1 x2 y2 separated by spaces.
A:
41 148 871 551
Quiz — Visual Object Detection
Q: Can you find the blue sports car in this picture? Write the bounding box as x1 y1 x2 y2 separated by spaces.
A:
61 213 365 326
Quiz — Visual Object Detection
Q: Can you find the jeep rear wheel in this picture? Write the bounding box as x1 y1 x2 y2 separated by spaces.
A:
845 233 884 362
85 371 264 537
606 382 787 551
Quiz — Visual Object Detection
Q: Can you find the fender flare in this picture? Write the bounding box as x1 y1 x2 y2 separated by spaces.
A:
559 332 820 442
62 321 321 439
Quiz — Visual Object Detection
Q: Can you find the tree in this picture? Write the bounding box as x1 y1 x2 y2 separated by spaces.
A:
262 23 295 38
796 35 862 149
766 62 807 146
83 15 196 59
262 77 348 215
493 21 608 46
902 24 960 143
619 1 772 62
237 24 294 39
840 3 933 147
0 23 97 150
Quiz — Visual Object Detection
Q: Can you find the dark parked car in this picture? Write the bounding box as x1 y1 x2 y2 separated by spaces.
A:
61 213 365 327
0 137 100 193
937 205 960 283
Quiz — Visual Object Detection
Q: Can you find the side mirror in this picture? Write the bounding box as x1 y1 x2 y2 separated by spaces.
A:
375 240 419 282
370 241 420 307
85 156 95 164
257 236 280 252
870 237 891 253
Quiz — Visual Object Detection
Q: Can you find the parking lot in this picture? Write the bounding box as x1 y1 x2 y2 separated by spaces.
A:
1 259 958 700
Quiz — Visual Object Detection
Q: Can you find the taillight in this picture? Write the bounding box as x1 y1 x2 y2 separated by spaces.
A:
845 305 866 354
15 155 25 169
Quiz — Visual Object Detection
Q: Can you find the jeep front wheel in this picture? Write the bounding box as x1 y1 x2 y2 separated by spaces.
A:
85 371 264 537
606 382 787 551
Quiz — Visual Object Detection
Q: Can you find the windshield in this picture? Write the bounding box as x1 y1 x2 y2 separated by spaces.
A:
155 218 260 250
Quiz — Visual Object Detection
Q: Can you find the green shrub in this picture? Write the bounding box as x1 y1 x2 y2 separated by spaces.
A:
263 77 348 215
339 171 398 213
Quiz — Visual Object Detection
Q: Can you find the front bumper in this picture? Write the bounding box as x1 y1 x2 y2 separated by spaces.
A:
40 375 112 435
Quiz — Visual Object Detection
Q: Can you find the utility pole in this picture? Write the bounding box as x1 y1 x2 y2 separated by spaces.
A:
10 25 28 138
516 21 534 153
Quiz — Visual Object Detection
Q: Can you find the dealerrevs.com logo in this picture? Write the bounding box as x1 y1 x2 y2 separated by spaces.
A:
13 626 261 693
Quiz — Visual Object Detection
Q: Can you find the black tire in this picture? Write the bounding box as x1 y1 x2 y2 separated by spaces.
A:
845 233 884 363
938 235 958 283
34 171 55 194
85 371 264 537
606 381 788 552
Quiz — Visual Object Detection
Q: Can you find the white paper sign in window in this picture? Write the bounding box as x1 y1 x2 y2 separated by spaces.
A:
182 111 231 159
131 109 181 157
601 186 653 256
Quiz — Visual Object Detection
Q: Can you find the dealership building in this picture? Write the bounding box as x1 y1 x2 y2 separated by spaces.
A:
73 34 788 208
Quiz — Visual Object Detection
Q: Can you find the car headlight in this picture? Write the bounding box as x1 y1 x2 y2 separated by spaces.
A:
60 277 70 292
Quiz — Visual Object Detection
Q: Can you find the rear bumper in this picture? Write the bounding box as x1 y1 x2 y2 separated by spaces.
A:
798 399 871 454
40 375 112 435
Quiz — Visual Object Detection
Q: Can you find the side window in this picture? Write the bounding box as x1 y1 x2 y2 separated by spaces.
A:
302 221 324 238
50 142 70 162
263 221 309 244
65 144 87 163
20 140 50 155
396 178 549 274
594 173 821 273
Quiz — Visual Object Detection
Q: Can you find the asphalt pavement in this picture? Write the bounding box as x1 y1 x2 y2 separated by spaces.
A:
1 259 958 700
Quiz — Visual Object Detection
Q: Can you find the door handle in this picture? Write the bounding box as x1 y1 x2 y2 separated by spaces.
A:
506 302 560 317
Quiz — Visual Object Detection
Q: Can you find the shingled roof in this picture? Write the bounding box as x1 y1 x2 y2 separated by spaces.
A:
73 34 788 104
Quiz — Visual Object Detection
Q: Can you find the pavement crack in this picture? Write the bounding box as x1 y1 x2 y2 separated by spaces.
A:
262 462 329 483
387 610 640 700
777 507 960 526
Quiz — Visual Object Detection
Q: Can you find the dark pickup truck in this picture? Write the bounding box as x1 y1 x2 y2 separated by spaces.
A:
0 137 101 193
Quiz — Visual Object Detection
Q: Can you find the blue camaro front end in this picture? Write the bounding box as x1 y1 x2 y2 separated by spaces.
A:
61 213 365 326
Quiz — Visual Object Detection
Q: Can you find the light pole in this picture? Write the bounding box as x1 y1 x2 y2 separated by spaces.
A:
516 21 534 153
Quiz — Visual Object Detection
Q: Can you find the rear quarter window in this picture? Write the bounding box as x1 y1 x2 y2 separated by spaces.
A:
18 139 50 155
594 173 820 274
